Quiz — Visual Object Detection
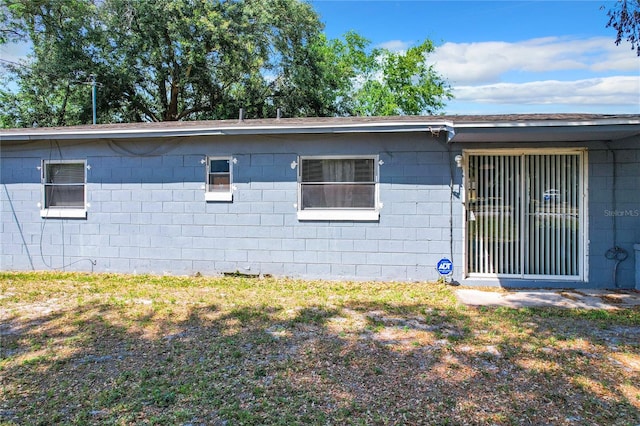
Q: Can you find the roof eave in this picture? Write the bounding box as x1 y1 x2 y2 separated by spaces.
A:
1 116 638 143
0 121 456 142
448 120 640 143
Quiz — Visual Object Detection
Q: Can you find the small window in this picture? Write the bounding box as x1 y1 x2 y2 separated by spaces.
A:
41 160 87 218
205 157 233 201
298 156 379 221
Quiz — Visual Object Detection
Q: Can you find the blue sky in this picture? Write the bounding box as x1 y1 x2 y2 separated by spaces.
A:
311 0 640 114
1 1 637 115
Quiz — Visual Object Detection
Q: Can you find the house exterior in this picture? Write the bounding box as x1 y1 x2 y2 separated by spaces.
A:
1 114 639 288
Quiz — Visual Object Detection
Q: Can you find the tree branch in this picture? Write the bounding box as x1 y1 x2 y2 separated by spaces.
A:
123 91 160 122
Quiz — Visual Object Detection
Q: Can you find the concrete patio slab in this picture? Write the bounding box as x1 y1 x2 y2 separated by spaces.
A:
455 288 640 309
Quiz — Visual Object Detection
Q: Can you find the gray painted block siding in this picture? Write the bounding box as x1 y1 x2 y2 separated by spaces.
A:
1 132 639 288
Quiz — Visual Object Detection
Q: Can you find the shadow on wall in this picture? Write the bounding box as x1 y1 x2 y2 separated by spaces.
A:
0 133 455 186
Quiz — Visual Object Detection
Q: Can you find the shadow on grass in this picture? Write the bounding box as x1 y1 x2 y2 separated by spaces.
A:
1 286 639 425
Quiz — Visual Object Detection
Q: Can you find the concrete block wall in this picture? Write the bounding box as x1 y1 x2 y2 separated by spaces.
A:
587 139 640 288
456 138 640 289
1 133 464 282
2 133 638 288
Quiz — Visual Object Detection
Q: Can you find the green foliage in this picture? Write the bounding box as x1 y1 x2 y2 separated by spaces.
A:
1 0 453 127
1 0 101 126
1 0 329 125
350 40 453 116
317 32 453 116
604 0 640 56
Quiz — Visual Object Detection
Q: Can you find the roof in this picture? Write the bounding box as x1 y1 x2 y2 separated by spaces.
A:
1 113 639 143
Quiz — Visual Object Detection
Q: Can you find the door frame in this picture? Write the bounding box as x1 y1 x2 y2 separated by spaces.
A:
461 148 589 281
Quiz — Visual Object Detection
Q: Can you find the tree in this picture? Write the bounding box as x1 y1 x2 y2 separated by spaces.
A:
351 39 452 116
604 0 640 56
1 0 453 127
320 32 453 116
288 31 377 116
1 1 103 126
1 0 330 125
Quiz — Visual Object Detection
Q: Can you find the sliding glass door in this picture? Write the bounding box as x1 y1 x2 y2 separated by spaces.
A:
465 151 585 280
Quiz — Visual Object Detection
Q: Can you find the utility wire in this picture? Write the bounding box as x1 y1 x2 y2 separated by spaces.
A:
0 57 29 68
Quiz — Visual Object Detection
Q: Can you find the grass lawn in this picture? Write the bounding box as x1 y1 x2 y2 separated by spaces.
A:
1 272 639 425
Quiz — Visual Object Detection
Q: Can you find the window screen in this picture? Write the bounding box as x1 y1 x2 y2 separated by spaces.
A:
44 162 85 208
300 158 376 209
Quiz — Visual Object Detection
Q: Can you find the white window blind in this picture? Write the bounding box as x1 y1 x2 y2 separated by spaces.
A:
465 152 584 279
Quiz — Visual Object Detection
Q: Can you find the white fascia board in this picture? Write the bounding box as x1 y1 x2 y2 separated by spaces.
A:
0 121 455 141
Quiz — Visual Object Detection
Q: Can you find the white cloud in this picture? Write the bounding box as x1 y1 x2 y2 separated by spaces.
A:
376 39 412 52
432 37 639 85
430 36 640 113
452 76 640 107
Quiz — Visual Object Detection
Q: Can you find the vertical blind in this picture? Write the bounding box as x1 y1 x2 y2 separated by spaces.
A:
466 153 582 278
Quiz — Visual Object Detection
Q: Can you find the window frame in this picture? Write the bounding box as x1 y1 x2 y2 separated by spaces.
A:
205 156 234 202
40 159 87 219
297 155 380 221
